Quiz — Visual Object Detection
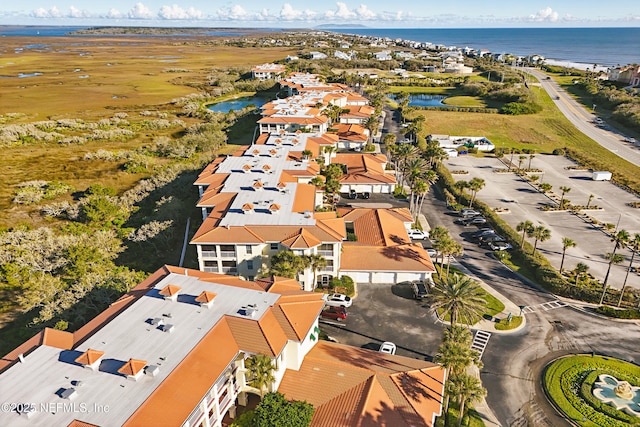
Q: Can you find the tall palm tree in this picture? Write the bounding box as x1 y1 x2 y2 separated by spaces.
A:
453 180 469 205
429 273 486 328
467 178 485 208
559 186 571 208
445 241 464 277
531 225 551 256
410 179 428 220
449 373 487 427
618 233 640 307
528 153 536 170
517 155 526 170
306 254 327 290
245 354 276 398
574 262 590 287
364 115 379 144
516 220 534 248
560 237 576 274
601 229 630 304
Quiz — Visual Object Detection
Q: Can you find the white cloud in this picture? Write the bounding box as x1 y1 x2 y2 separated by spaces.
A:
158 5 203 20
217 5 248 20
279 3 302 20
529 7 559 22
69 6 90 19
128 2 154 19
355 5 376 20
31 6 62 18
325 2 355 20
106 8 122 19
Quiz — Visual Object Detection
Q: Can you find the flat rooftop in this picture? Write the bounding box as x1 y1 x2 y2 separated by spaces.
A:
0 272 281 427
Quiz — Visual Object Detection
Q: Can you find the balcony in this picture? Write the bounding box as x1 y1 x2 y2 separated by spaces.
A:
203 267 219 273
222 267 238 274
220 251 236 258
317 250 333 257
201 251 217 258
320 266 334 273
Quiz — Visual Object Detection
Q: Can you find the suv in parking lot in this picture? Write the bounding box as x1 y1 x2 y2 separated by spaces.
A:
407 229 429 240
320 306 348 321
459 209 481 217
458 216 487 226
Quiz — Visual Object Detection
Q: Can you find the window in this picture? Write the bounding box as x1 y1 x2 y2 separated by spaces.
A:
247 260 254 270
245 245 253 255
248 276 254 281
270 243 278 250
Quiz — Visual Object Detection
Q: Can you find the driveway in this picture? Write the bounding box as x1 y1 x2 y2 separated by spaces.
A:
444 155 640 291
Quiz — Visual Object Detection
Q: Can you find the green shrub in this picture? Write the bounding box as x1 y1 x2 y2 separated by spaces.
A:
595 306 640 319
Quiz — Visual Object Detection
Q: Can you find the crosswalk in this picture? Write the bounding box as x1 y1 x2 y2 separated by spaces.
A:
521 300 568 314
471 330 492 360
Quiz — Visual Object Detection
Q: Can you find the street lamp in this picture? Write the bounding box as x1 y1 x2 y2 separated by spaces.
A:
593 104 597 112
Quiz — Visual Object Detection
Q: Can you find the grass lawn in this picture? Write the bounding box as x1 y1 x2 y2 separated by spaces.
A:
442 96 488 108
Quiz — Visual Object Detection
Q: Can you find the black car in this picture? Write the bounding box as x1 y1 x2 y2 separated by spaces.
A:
479 234 506 244
412 281 429 299
360 191 371 199
348 190 357 199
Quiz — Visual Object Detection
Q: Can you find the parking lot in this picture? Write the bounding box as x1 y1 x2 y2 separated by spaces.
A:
320 282 443 360
444 154 640 291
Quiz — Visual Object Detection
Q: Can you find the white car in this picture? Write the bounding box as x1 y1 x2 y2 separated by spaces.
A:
407 229 428 240
322 293 352 308
426 248 437 258
379 341 396 355
489 241 513 251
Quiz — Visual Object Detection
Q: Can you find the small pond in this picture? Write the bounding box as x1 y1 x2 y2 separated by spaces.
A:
207 95 271 113
390 94 447 107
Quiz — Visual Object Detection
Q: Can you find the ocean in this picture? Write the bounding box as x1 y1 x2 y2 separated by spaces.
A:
332 27 639 68
0 26 637 68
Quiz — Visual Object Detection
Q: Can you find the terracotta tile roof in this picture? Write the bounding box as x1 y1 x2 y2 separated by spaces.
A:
74 349 105 366
41 328 74 350
225 310 288 357
68 421 100 427
159 284 181 297
277 300 325 341
278 341 445 427
195 291 217 304
329 123 369 142
281 228 322 249
340 208 410 246
193 172 229 188
292 183 316 213
117 358 147 377
341 244 436 273
333 153 396 185
255 276 301 292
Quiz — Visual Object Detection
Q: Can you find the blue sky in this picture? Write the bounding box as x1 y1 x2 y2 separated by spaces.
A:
0 1 638 27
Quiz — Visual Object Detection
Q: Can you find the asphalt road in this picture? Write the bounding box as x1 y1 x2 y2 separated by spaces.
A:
524 67 640 167
325 185 640 426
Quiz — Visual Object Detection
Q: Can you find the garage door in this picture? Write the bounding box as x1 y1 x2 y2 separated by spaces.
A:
353 272 371 283
397 273 423 283
372 272 395 283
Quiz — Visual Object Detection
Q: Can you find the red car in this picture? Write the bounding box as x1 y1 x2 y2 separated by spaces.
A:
320 306 348 321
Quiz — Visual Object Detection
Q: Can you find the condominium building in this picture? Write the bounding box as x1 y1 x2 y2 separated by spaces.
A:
0 267 445 427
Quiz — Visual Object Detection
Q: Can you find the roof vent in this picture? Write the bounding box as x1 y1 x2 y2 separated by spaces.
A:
75 348 105 371
269 204 281 214
162 324 175 334
253 180 264 191
118 358 147 381
195 291 217 308
303 210 312 218
159 284 181 301
240 304 258 318
242 164 252 173
145 365 160 377
242 203 255 214
61 388 79 400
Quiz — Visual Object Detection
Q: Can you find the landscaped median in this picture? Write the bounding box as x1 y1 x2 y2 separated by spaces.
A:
543 354 640 426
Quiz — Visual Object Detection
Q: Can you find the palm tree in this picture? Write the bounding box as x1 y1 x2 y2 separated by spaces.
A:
528 153 536 170
573 262 590 287
560 237 576 274
306 254 327 289
531 225 551 256
517 155 526 170
453 180 469 205
601 229 630 304
429 225 450 243
364 115 379 144
539 182 552 193
559 186 571 208
449 373 487 427
467 178 485 208
516 220 534 248
445 241 464 277
429 273 486 328
245 354 276 398
410 179 428 220
586 194 594 208
618 233 640 307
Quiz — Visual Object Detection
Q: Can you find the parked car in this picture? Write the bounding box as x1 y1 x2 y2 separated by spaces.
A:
459 209 481 217
489 241 513 251
479 234 506 244
348 189 357 199
459 216 487 226
426 248 437 258
412 281 429 299
320 306 348 321
470 228 494 238
407 229 429 240
379 341 396 355
360 191 371 199
322 293 353 307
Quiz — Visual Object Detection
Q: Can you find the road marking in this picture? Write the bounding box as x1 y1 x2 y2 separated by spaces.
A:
471 330 491 360
522 300 568 314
